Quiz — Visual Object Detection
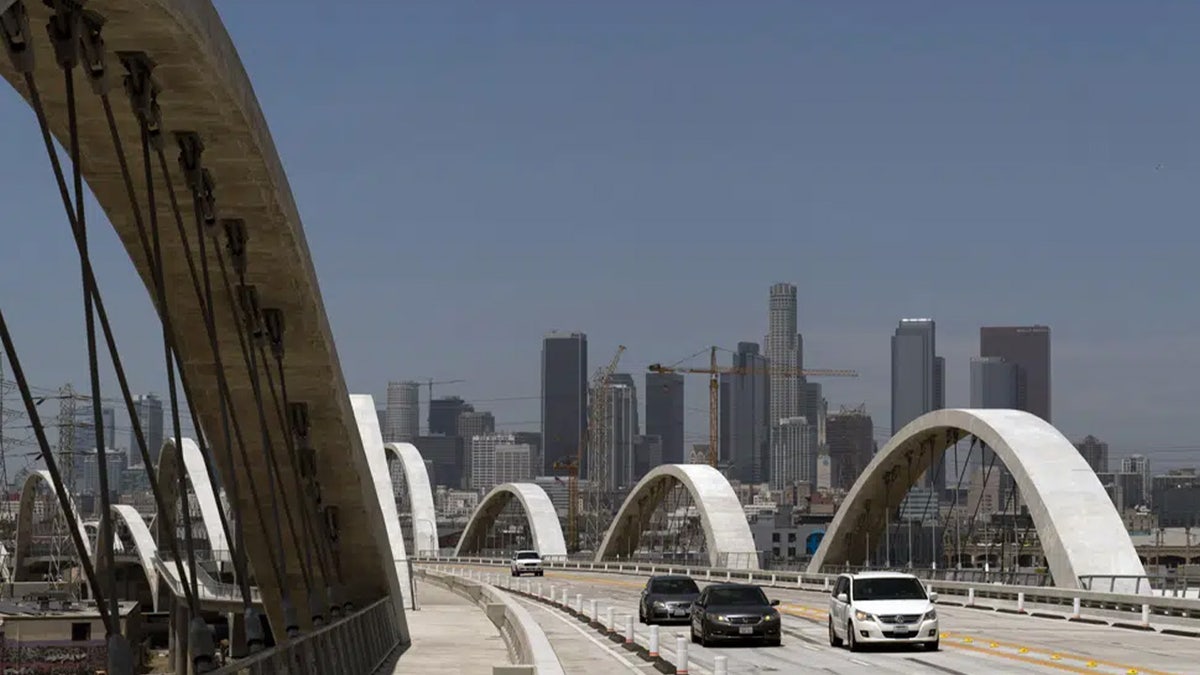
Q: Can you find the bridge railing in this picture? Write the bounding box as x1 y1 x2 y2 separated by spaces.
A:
416 556 1200 627
212 597 403 675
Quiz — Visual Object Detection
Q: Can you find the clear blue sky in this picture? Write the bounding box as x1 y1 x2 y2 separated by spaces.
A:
1 0 1198 469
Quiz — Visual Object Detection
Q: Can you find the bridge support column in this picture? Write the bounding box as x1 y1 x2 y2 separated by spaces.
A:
172 601 191 675
229 612 247 658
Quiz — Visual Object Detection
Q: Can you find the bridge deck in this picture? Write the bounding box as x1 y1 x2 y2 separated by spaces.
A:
460 564 1197 675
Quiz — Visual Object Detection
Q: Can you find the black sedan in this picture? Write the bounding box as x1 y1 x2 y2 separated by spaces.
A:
639 575 701 624
689 583 782 647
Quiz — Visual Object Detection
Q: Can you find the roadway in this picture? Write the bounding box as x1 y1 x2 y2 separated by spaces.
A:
453 564 1197 675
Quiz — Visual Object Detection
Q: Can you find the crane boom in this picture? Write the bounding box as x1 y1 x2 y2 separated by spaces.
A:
648 347 859 468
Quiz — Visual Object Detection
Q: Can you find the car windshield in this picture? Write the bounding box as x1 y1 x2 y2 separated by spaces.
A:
707 587 768 606
852 577 927 601
650 578 699 595
515 551 540 560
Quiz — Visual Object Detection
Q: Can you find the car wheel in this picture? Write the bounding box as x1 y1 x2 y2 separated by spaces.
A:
925 639 939 652
639 606 647 624
828 618 842 647
847 621 860 652
767 636 782 648
699 622 712 648
690 622 699 644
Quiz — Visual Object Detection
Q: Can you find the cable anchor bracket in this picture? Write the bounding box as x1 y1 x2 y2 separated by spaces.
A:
45 0 82 71
262 307 285 360
223 218 248 276
118 51 163 148
1 1 35 74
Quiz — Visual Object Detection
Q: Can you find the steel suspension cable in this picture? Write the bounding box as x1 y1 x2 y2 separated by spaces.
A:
6 23 198 612
158 137 252 607
48 7 120 631
962 445 1000 556
255 328 329 577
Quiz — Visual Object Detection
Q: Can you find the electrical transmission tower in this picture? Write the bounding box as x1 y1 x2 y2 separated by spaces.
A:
584 345 625 551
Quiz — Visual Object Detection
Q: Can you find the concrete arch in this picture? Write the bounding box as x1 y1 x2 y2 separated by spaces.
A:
807 409 1148 592
0 0 405 629
156 438 230 562
455 484 568 559
13 470 93 581
595 464 760 570
384 442 441 556
96 505 162 611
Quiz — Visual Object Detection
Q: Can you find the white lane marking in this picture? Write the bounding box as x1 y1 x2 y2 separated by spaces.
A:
849 658 872 666
516 597 648 674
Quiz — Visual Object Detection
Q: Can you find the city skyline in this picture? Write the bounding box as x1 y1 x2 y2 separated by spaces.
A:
2 1 1197 471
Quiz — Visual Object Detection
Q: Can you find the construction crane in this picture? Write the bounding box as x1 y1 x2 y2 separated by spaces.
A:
585 345 626 550
423 378 465 402
552 341 628 552
648 346 858 468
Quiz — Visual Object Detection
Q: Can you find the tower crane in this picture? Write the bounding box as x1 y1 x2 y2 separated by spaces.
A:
553 344 626 552
648 346 858 468
423 378 466 402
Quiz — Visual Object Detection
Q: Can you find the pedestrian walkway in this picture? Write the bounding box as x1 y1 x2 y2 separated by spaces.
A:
388 580 510 674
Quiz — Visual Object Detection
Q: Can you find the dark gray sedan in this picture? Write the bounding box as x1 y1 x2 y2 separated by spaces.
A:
689 583 782 647
638 575 701 624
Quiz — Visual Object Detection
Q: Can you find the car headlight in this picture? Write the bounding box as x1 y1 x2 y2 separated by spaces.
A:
853 610 876 622
709 613 728 622
763 612 778 622
652 601 666 609
923 609 937 621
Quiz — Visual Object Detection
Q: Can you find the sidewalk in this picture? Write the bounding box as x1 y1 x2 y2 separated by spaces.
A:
389 580 510 674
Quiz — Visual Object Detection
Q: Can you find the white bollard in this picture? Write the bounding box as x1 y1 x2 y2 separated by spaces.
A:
588 599 597 621
576 593 583 612
606 607 615 632
625 615 635 644
714 655 728 675
648 625 660 657
1142 604 1151 627
675 634 690 674
1017 592 1025 613
537 583 543 599
1071 597 1081 618
968 588 975 606
561 588 569 606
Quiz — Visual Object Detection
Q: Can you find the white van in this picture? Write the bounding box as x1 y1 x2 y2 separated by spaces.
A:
828 572 939 651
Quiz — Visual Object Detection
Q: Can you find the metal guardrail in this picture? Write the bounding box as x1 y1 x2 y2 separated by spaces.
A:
416 567 565 674
211 597 404 675
418 556 1200 626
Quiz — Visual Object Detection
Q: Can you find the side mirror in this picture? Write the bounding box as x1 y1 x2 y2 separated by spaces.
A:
770 599 780 607
836 593 848 603
928 592 939 603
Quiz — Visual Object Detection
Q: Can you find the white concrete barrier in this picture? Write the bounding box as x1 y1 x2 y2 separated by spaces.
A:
675 633 689 674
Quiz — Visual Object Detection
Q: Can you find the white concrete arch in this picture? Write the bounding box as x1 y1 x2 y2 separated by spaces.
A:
455 483 568 559
595 464 760 570
384 443 441 556
13 470 93 581
808 409 1148 592
0 0 406 630
97 505 162 611
156 438 230 561
352 395 414 621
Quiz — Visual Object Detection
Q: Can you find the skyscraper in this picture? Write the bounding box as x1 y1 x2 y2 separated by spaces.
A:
429 396 473 437
605 377 638 489
891 318 945 489
771 416 810 490
1075 435 1109 474
645 372 684 465
891 319 938 435
827 405 874 491
130 394 163 468
969 357 1018 409
74 405 116 453
541 331 587 476
980 326 1051 422
766 283 803 427
719 342 770 484
385 381 421 442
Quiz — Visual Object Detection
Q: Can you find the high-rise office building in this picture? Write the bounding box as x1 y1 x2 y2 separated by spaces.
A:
1075 435 1108 474
719 342 770 484
771 416 810 490
469 433 521 490
73 405 116 453
804 381 826 483
385 381 421 442
457 411 496 443
130 394 163 468
766 283 804 426
970 357 1018 409
891 318 945 489
605 375 639 489
827 405 874 491
980 326 1051 422
645 372 684 465
429 396 473 437
632 434 662 483
541 331 587 476
414 435 466 489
